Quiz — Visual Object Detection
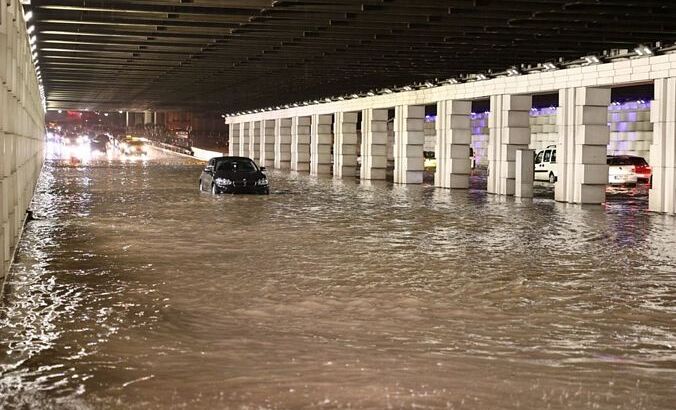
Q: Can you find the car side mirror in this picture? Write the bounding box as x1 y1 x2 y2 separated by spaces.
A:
260 166 267 172
205 165 214 173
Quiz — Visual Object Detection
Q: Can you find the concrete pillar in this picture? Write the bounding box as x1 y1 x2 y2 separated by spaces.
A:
228 123 239 156
274 118 292 169
249 120 260 160
0 0 44 284
260 119 275 168
310 114 333 175
360 108 388 180
333 112 358 178
515 149 534 198
435 100 472 188
126 111 132 128
239 122 249 157
555 87 610 204
393 105 425 184
144 111 153 125
291 116 311 172
153 112 158 124
649 78 676 215
488 95 532 195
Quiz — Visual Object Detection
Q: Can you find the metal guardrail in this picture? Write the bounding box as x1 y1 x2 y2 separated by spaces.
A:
146 140 194 156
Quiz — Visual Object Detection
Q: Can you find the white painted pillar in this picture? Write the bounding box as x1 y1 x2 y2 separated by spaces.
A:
291 116 311 172
239 122 249 157
228 123 239 156
260 119 275 168
144 110 153 125
249 120 261 160
393 105 425 184
555 87 610 204
310 114 333 175
488 95 532 195
274 118 292 169
515 149 534 198
333 112 358 178
435 100 472 188
649 78 676 215
360 108 388 180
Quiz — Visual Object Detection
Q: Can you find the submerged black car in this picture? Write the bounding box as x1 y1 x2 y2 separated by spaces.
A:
199 156 269 195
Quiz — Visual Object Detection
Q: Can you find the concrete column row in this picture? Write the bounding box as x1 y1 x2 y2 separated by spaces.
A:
435 100 472 189
393 105 424 184
649 78 676 215
1 0 45 283
291 116 311 172
555 87 611 204
228 123 239 156
249 120 260 161
333 112 358 178
274 118 292 169
360 108 388 180
310 114 332 175
260 119 275 168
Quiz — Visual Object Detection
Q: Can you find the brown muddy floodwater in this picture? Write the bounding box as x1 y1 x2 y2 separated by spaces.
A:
1 148 675 409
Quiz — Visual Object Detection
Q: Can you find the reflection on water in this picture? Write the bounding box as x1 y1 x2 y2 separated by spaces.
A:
1 150 675 409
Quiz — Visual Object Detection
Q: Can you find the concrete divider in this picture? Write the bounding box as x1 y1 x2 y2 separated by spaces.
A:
191 147 226 161
1 0 45 290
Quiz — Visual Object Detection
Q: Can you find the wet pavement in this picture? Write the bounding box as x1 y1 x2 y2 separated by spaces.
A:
1 148 675 409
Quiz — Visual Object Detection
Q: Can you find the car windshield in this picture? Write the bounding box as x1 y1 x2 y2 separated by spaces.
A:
215 159 258 172
628 157 648 166
607 156 636 166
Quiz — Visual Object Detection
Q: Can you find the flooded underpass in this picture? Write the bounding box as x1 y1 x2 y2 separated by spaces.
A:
1 149 675 409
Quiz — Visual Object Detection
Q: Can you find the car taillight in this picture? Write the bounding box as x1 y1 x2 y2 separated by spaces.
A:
635 165 651 175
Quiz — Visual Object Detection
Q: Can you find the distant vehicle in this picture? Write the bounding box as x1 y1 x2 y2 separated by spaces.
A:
122 139 148 157
199 156 269 195
90 135 108 155
423 148 476 170
534 145 648 185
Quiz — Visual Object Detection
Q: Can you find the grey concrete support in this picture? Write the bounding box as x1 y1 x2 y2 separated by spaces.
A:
228 123 239 156
274 118 292 169
239 122 249 157
360 108 388 180
435 100 472 189
649 78 676 215
310 114 333 175
515 149 534 198
249 120 260 160
393 105 425 184
144 110 153 125
555 87 610 204
0 0 45 284
126 111 132 128
488 95 532 195
291 116 311 172
333 112 358 178
260 119 275 168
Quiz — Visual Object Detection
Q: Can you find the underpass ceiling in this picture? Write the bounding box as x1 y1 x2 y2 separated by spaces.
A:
25 0 676 112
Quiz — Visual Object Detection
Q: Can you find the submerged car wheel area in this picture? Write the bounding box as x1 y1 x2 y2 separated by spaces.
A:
200 156 269 195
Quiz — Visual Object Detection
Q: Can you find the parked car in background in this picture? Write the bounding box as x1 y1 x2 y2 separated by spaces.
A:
534 146 650 186
199 156 269 195
423 149 476 170
534 145 557 183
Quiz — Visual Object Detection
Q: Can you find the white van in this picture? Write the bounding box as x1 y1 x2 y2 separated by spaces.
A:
534 145 557 183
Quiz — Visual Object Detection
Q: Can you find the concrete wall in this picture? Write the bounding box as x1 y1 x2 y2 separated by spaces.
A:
1 0 45 285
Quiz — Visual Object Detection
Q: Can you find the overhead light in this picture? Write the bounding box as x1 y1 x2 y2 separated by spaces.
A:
583 55 601 65
32 51 37 60
476 74 488 81
27 25 35 34
324 97 331 102
24 11 33 22
423 81 434 88
351 94 359 98
543 62 557 70
366 91 375 96
507 67 520 76
380 88 393 94
29 35 37 44
634 45 653 56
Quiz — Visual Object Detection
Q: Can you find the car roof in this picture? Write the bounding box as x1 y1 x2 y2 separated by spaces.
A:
212 156 255 161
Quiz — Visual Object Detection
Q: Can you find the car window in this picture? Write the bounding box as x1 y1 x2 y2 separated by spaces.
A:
535 151 543 164
629 157 648 166
216 159 258 172
543 150 551 162
608 156 631 166
551 149 556 164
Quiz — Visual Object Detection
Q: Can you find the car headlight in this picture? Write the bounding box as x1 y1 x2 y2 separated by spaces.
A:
215 178 233 186
255 178 268 186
